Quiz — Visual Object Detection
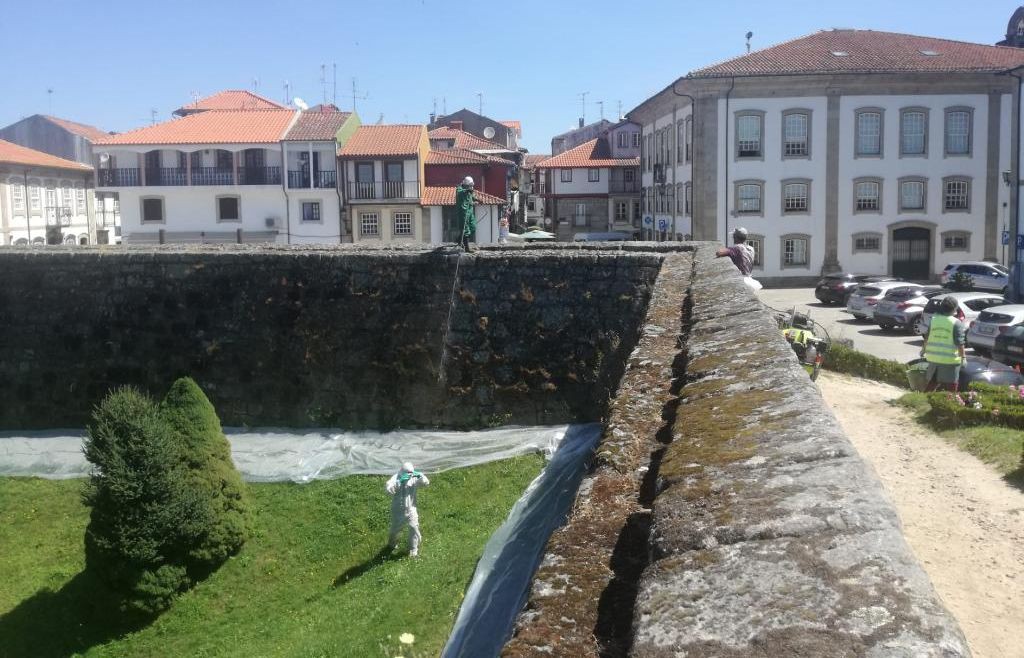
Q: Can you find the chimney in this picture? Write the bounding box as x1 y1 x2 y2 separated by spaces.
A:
451 120 464 131
578 117 584 128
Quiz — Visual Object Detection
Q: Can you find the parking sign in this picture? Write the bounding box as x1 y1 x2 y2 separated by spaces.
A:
657 218 668 231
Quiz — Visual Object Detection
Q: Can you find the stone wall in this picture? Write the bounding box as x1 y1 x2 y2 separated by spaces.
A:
504 247 970 657
0 245 659 429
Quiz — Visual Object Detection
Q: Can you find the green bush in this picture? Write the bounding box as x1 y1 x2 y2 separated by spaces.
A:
925 382 1024 430
83 387 206 615
822 343 909 388
159 378 251 568
82 378 250 615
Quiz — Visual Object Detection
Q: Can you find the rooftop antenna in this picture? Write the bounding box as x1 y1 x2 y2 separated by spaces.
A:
376 113 384 124
190 90 200 106
578 91 589 125
745 31 753 53
253 78 260 93
476 92 483 116
432 97 438 116
150 108 158 125
46 88 53 114
442 97 447 114
350 77 368 114
283 80 291 106
597 100 605 121
332 62 337 105
320 64 327 104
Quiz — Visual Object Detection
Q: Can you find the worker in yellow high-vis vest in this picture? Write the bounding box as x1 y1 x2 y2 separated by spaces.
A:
920 296 967 392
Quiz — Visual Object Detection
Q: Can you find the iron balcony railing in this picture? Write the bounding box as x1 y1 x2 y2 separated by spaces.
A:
347 180 419 200
237 166 281 185
97 168 140 187
609 180 640 193
317 170 337 188
191 167 234 186
145 168 187 186
287 170 338 189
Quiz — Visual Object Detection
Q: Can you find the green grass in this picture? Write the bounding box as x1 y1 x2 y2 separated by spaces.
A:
893 393 1024 477
0 454 545 658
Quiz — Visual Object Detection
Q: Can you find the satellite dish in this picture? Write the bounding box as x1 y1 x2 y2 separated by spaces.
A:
98 152 110 164
293 97 309 111
483 126 496 139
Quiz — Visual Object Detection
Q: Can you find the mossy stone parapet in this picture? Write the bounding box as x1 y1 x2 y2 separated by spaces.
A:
0 244 678 430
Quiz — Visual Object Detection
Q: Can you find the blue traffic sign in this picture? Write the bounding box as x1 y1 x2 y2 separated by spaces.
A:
657 218 668 231
1017 234 1024 250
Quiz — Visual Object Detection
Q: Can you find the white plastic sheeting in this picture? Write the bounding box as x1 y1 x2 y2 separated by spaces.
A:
442 423 603 658
0 425 578 482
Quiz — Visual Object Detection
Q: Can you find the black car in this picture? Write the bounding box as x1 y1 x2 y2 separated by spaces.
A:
993 325 1024 367
814 273 901 305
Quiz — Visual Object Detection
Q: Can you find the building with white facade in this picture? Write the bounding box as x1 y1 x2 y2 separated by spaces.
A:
93 107 359 244
0 139 95 245
629 29 1024 284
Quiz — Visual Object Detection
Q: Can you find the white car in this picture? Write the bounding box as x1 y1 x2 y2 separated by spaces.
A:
845 282 925 321
940 262 1009 293
919 292 1005 335
966 304 1024 354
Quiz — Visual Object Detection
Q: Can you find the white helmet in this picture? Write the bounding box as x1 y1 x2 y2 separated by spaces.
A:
462 176 475 187
402 462 415 473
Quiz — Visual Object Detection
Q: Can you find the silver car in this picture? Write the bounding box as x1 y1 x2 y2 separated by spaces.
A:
873 286 944 333
940 261 1009 293
966 304 1024 354
846 281 925 321
919 292 1005 336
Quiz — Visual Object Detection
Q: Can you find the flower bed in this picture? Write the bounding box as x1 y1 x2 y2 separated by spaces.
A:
926 383 1024 430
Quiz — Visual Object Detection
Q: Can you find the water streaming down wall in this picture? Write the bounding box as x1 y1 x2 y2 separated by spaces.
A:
0 245 661 430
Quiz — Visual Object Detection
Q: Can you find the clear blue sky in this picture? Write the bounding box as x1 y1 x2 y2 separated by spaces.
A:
0 0 1018 153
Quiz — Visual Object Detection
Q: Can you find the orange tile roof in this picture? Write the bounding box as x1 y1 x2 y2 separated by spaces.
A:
284 110 353 141
0 138 92 171
537 139 639 168
524 154 549 168
428 126 508 151
43 115 110 142
421 186 506 206
94 110 297 146
338 125 425 158
175 89 286 114
426 148 490 165
691 29 1024 78
500 120 521 136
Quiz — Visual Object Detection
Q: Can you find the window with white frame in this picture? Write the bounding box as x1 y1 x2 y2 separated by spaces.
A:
900 109 927 156
393 211 413 236
10 180 24 213
854 180 881 212
29 181 40 211
45 186 57 224
624 169 635 182
685 117 692 162
899 179 926 211
942 231 970 251
853 233 882 252
62 184 73 214
736 113 762 158
685 183 692 216
360 212 379 236
782 111 809 157
301 201 320 221
632 132 640 147
615 201 628 222
617 132 628 148
633 200 640 222
588 168 600 182
944 108 971 156
746 235 763 268
76 185 85 212
574 202 587 226
560 169 572 183
677 121 685 161
737 182 762 214
783 236 809 266
783 181 809 213
855 109 883 156
944 178 970 211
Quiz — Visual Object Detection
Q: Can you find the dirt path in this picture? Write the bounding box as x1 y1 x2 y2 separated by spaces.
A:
818 372 1024 658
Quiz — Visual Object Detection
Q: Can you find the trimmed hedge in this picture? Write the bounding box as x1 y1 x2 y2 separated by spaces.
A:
822 343 909 389
926 382 1024 430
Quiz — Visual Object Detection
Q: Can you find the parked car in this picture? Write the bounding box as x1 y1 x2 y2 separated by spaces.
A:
940 261 1009 293
907 355 1024 390
918 292 1005 336
814 273 900 305
873 286 944 333
966 304 1024 355
845 281 925 322
992 325 1024 367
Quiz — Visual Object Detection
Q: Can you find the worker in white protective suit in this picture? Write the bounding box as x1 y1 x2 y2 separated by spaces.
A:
385 462 430 557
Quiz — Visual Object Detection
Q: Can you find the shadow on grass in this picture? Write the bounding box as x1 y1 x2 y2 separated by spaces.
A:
0 570 153 658
1003 466 1024 493
332 546 400 587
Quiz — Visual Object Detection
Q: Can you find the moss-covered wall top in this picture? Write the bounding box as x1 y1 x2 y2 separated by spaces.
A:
0 245 663 429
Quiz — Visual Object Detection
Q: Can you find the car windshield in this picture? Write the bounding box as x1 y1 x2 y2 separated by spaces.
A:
856 287 882 297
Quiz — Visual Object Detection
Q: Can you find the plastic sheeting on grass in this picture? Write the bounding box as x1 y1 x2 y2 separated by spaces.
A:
0 425 579 482
442 422 603 658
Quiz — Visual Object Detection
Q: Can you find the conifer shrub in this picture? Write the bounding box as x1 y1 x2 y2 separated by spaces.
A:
82 378 250 615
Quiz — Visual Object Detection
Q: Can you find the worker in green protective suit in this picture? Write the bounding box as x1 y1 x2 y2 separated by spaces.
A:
456 176 476 251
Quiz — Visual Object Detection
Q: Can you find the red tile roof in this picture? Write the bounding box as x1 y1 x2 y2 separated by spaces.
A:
284 110 353 141
426 148 490 165
42 115 110 142
428 126 508 151
524 154 549 169
500 120 521 136
338 125 425 158
537 139 639 168
175 89 287 114
421 186 506 206
691 29 1024 78
94 110 297 146
0 139 92 171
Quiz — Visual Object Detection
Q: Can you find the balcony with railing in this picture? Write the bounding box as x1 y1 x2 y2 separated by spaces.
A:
347 180 419 201
191 167 234 186
97 168 140 187
287 170 338 189
238 166 281 185
146 168 187 186
609 179 641 194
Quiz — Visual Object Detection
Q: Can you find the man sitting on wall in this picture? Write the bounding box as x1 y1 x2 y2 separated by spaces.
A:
715 227 762 290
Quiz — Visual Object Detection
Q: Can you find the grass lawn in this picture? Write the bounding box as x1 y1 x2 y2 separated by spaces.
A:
0 454 545 658
894 392 1024 479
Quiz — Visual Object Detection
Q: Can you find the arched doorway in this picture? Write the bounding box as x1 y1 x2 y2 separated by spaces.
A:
891 226 931 280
